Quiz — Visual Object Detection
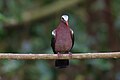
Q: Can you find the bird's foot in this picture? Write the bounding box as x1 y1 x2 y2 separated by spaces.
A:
57 52 62 59
69 52 72 59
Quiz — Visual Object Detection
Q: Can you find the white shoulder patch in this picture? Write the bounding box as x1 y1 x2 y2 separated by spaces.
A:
70 29 73 35
52 30 56 36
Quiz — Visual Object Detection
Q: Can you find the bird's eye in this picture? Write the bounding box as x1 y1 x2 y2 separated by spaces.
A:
61 17 65 22
61 17 64 20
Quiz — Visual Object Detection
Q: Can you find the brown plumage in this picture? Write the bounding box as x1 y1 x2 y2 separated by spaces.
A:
55 22 73 52
51 15 74 68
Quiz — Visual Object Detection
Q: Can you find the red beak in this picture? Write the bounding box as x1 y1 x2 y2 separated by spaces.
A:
66 21 68 26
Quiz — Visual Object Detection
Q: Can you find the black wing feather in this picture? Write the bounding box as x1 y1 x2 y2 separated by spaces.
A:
70 29 74 51
51 34 56 54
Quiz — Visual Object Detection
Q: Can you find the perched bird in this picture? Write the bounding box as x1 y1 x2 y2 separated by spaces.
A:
51 15 74 68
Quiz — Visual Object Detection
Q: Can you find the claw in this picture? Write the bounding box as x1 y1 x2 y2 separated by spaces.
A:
57 52 62 58
69 52 72 59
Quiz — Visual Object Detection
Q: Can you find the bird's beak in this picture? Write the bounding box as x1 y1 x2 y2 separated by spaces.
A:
66 21 68 26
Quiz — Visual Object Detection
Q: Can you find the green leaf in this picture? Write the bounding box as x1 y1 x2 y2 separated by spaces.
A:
2 60 21 73
87 59 113 71
0 13 5 21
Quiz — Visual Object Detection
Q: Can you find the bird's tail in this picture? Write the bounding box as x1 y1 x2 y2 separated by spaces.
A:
55 59 69 68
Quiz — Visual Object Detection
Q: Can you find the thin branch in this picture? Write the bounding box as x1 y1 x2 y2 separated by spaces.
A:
0 52 119 59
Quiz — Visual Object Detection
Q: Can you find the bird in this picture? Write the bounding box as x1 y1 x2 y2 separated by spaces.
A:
51 15 74 68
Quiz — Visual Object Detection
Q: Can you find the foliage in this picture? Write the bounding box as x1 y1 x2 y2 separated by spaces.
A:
0 0 120 80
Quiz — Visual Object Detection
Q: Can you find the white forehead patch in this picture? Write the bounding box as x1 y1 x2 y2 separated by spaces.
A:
61 15 68 22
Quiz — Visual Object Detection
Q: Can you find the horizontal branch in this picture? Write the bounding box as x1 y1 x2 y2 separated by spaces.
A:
0 52 119 59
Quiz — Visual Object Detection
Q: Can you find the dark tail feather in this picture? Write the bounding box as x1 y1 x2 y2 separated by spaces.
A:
55 59 69 68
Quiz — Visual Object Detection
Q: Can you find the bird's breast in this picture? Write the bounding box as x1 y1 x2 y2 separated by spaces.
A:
55 27 72 52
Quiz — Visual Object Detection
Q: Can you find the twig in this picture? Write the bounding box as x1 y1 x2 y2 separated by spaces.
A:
0 52 119 59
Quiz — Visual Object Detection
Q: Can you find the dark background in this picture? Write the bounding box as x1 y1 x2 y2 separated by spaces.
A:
0 0 120 80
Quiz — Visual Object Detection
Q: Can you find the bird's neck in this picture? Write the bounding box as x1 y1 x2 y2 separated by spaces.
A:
60 21 69 28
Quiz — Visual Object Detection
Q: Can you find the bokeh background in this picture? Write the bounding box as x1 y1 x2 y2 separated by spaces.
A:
0 0 120 80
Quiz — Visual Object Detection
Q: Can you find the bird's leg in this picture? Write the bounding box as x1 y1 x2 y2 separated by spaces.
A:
69 52 72 59
57 52 62 58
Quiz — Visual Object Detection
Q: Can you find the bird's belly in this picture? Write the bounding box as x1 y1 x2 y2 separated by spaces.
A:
55 39 72 52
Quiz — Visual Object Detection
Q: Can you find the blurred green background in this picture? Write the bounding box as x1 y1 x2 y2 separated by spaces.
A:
0 0 120 80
